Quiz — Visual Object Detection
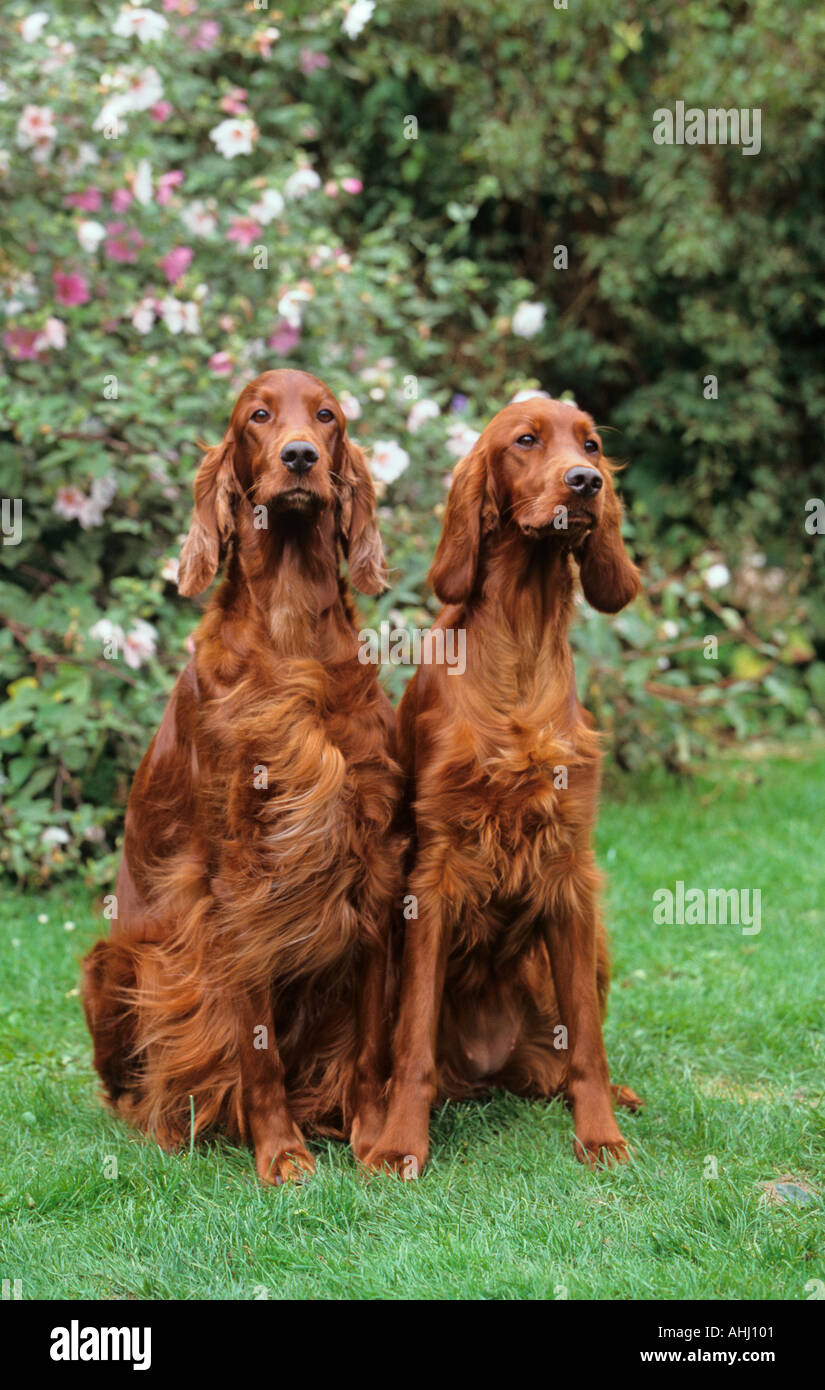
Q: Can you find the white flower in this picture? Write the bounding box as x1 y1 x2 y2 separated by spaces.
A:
133 156 152 205
41 826 70 847
35 317 66 351
370 440 409 485
510 388 551 404
277 286 313 329
94 67 163 133
21 12 49 42
112 7 168 43
161 556 180 584
68 142 101 173
705 563 731 590
42 39 76 75
661 620 680 640
2 270 37 316
123 619 157 669
248 187 285 224
209 117 258 159
16 105 57 160
342 0 375 40
180 199 217 237
511 300 546 339
445 421 480 458
79 475 117 528
284 166 321 200
89 618 125 651
406 398 441 433
131 296 156 334
339 390 361 421
77 219 106 253
159 297 199 333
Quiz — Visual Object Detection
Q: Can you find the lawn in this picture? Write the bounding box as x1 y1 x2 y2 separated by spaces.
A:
1 746 823 1300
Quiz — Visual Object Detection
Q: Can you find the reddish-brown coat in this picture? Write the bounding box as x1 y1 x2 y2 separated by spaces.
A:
364 397 643 1175
82 371 404 1184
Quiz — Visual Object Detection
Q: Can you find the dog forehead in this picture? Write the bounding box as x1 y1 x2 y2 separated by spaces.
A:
239 369 331 411
493 398 596 438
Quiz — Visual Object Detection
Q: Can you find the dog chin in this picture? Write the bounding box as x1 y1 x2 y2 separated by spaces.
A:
521 514 595 542
269 488 324 514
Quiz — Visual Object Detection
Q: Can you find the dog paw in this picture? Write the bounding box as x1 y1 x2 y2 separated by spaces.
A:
611 1083 643 1112
361 1141 427 1180
257 1145 315 1186
574 1134 630 1169
349 1105 386 1165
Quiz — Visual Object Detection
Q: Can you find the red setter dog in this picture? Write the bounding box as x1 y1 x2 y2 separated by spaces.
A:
82 369 403 1183
364 396 642 1176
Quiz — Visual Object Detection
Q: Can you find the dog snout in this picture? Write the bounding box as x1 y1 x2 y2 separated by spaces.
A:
563 466 603 499
280 440 319 474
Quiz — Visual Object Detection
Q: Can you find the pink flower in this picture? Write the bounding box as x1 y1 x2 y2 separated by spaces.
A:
3 328 41 360
111 189 133 212
220 87 248 115
254 26 280 59
16 105 57 160
131 297 156 333
53 272 90 306
267 321 301 355
156 170 184 206
163 0 197 12
190 19 220 49
208 351 234 375
324 181 339 198
65 188 102 212
227 217 262 248
104 222 144 263
54 486 86 520
299 49 330 75
123 620 157 670
341 177 363 195
150 100 174 122
160 246 194 283
36 317 67 351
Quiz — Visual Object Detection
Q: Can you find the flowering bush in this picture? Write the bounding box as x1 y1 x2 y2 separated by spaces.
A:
1 1 823 880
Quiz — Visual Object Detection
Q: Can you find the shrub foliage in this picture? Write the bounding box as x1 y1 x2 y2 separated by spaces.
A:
1 1 823 879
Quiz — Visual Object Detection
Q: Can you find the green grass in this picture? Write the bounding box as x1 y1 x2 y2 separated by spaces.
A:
1 747 823 1300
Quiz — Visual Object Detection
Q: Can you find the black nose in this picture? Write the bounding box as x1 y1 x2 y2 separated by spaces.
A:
280 440 319 473
564 466 603 498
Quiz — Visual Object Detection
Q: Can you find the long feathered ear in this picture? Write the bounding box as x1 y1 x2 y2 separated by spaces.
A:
338 437 389 595
178 432 238 598
575 463 640 613
428 440 498 605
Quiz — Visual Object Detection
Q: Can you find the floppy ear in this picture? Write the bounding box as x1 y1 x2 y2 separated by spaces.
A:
338 437 389 595
575 464 640 613
178 432 238 598
428 439 498 605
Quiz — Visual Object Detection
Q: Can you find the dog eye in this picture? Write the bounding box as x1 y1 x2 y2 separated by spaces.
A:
584 438 599 453
316 408 334 423
250 409 270 422
516 434 536 447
